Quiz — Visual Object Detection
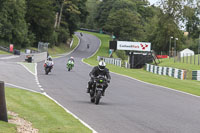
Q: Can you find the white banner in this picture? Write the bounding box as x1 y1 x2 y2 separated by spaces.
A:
117 41 151 51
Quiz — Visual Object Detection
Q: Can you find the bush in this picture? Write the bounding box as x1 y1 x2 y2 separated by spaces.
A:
115 50 127 60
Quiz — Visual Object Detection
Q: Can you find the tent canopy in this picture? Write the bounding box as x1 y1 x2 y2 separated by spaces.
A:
180 48 194 57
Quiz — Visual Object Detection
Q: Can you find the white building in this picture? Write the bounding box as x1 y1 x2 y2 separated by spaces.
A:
180 48 194 57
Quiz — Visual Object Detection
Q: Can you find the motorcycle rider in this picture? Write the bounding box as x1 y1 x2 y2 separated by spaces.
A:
87 61 111 96
68 56 74 63
67 56 74 67
44 56 54 72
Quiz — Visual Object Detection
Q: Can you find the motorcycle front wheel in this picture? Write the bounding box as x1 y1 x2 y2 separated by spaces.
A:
95 90 102 105
45 68 49 75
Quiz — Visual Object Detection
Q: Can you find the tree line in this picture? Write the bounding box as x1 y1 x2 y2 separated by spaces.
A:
83 0 200 54
0 0 88 48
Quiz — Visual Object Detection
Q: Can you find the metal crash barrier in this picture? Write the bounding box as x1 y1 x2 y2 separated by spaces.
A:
97 56 122 67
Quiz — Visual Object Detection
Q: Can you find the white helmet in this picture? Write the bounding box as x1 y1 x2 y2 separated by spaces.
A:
98 61 106 71
47 56 52 61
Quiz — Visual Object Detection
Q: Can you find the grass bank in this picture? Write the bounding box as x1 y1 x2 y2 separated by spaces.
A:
48 35 79 57
81 31 200 96
0 50 11 55
20 35 79 58
1 87 91 133
154 55 200 79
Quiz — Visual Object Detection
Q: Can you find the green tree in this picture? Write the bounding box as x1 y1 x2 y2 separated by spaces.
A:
83 0 100 29
26 0 55 47
183 4 200 39
104 9 143 41
53 0 88 44
0 0 29 48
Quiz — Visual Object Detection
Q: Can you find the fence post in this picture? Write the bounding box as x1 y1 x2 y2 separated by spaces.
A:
0 81 8 122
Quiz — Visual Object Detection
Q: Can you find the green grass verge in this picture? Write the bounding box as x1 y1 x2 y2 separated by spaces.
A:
81 31 200 96
155 56 200 80
0 50 11 55
3 87 91 133
20 35 79 58
156 56 200 71
18 62 36 75
48 35 79 57
0 120 16 133
78 30 112 60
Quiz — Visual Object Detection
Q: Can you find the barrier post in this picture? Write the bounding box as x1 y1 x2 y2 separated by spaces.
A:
0 81 8 122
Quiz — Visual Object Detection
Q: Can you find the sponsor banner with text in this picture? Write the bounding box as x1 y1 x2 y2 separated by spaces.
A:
117 41 151 51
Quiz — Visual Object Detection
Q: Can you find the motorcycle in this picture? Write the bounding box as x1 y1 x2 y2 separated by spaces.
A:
67 60 74 71
89 75 108 105
44 62 53 75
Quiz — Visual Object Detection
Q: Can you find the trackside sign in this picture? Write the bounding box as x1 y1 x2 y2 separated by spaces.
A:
117 41 151 51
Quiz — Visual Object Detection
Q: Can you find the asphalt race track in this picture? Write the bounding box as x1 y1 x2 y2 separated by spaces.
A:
1 32 200 133
37 32 200 133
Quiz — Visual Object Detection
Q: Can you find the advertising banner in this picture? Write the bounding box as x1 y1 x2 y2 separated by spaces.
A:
9 44 13 52
117 41 151 51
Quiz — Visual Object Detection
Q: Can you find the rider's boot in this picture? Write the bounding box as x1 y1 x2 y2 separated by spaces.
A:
102 90 105 96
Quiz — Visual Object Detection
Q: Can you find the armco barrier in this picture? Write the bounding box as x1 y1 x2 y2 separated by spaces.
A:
146 64 186 80
97 56 121 67
192 70 200 81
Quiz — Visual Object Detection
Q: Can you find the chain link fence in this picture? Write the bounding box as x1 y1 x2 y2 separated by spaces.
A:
38 42 49 53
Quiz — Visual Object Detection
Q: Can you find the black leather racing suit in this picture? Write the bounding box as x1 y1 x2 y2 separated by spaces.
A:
88 66 111 92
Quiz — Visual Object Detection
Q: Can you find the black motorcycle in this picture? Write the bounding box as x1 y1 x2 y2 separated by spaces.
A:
90 75 108 105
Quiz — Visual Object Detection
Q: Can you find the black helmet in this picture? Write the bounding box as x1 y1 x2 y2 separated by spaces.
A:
98 61 106 71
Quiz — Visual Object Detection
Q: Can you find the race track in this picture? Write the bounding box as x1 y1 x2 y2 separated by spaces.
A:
37 32 200 133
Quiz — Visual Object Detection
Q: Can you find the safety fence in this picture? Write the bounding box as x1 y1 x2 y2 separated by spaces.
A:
173 53 200 65
146 64 186 80
192 70 200 81
97 56 122 67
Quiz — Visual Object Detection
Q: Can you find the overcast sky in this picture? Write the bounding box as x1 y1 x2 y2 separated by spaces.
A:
149 0 159 5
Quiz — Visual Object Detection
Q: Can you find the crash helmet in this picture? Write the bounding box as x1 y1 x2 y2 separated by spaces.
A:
47 56 52 61
70 56 74 59
98 61 106 71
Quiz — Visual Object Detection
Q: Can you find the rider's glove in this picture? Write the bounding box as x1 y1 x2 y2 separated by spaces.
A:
107 79 110 83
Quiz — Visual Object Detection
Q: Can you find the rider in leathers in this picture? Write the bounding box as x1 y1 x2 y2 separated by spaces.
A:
87 61 111 96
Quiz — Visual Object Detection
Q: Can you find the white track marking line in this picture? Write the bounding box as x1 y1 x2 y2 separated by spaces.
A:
5 83 40 94
16 34 98 133
0 55 19 59
43 93 98 133
18 62 36 76
6 82 97 133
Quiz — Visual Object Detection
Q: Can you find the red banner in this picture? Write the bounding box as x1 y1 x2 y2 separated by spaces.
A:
9 44 13 52
156 55 168 59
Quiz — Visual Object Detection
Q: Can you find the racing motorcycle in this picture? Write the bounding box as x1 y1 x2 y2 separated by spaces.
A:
67 60 74 71
89 75 108 105
44 62 53 75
